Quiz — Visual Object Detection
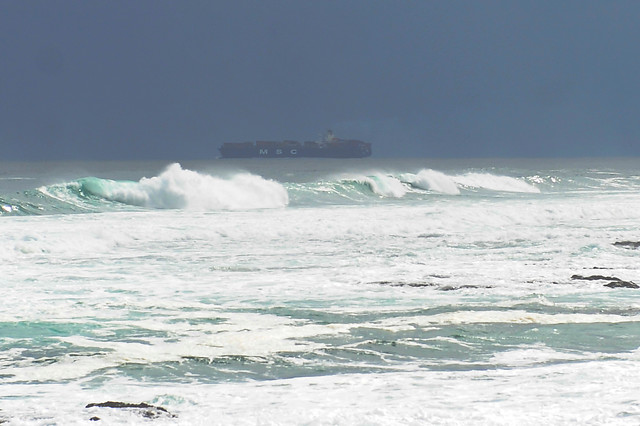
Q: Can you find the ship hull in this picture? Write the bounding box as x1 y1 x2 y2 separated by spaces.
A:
219 138 372 159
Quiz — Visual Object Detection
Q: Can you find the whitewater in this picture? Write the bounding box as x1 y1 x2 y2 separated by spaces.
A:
1 158 640 425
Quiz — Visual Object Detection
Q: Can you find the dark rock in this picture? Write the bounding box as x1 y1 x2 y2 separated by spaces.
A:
402 282 436 288
418 233 444 238
85 401 176 419
605 281 640 289
439 285 484 291
571 274 638 289
571 274 618 281
613 241 640 249
89 417 100 421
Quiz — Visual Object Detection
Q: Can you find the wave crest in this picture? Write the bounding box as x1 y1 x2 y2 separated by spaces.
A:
454 173 540 193
350 174 407 198
402 169 461 195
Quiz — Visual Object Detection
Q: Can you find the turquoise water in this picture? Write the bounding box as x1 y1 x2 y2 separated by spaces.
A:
1 158 639 424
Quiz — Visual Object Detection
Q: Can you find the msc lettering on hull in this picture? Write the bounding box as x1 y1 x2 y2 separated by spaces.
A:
258 149 299 156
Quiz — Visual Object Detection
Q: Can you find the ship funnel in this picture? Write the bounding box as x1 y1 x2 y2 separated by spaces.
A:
325 129 336 142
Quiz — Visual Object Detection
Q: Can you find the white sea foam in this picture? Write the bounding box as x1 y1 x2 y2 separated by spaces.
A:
3 160 640 426
488 344 604 367
6 362 640 425
82 163 289 210
376 310 640 328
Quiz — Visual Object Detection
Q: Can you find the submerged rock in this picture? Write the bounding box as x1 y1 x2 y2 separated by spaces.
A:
439 285 487 291
85 401 176 419
371 281 490 291
370 281 435 288
604 281 640 289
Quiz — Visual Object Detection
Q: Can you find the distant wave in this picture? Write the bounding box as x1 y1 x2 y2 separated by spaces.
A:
279 169 542 207
400 169 539 195
339 169 539 198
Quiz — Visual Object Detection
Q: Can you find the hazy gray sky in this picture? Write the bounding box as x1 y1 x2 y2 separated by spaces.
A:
1 1 639 160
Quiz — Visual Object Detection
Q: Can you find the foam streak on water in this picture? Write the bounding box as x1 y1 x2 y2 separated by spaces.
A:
1 159 640 424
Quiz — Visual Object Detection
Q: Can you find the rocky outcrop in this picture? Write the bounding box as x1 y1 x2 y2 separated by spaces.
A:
85 401 176 419
613 241 640 249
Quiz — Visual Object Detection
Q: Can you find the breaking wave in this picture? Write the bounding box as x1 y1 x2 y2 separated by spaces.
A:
454 172 541 193
1 164 289 215
401 169 461 195
279 169 541 207
345 174 408 198
77 163 289 210
0 165 548 215
318 169 538 200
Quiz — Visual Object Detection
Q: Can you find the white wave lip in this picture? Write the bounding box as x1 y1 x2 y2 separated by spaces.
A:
403 169 539 194
402 169 461 195
84 163 289 210
346 174 408 198
454 172 540 193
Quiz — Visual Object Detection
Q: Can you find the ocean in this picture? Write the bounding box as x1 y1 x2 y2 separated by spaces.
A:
1 158 639 425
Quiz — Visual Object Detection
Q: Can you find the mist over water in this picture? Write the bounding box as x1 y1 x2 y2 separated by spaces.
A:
1 158 640 424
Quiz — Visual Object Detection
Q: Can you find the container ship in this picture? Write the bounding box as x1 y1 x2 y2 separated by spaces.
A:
219 131 372 158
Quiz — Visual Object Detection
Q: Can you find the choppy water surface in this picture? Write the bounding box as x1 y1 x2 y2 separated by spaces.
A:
1 158 639 425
